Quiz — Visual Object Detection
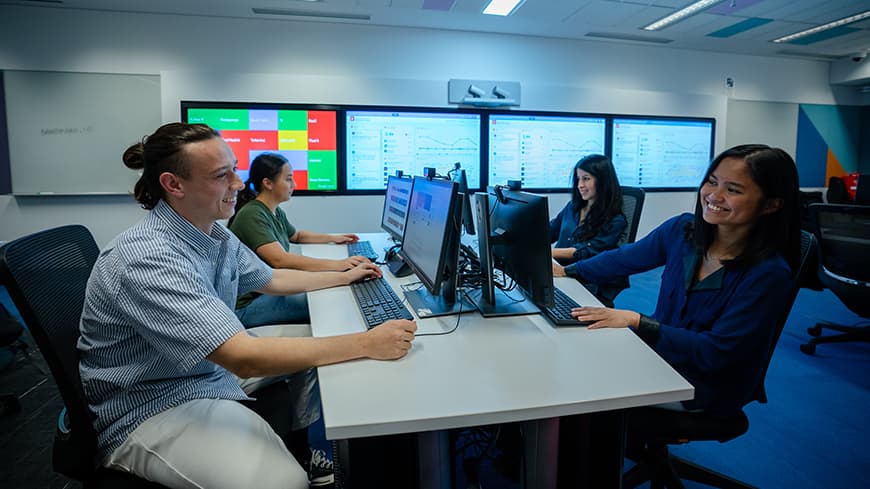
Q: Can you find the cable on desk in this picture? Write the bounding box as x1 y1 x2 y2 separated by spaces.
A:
413 285 470 337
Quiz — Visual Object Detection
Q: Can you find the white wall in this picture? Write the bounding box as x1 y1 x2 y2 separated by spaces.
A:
0 5 856 245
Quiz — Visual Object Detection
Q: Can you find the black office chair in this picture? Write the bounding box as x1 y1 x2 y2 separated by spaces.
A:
800 204 870 355
0 302 25 415
855 174 870 206
0 225 168 488
595 186 645 307
623 230 817 489
619 186 646 246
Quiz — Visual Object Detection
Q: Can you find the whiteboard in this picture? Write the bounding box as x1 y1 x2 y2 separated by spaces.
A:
3 71 160 195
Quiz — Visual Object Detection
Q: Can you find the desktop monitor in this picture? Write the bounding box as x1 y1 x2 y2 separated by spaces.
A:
399 177 473 318
381 175 413 241
182 101 339 192
450 165 476 236
611 116 715 189
471 187 555 317
345 109 482 190
488 112 606 190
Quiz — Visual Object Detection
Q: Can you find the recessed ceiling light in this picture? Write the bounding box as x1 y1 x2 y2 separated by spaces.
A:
643 0 726 31
482 0 526 17
772 10 870 43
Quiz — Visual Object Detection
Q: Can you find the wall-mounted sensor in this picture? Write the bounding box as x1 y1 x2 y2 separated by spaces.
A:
467 84 486 97
492 85 511 99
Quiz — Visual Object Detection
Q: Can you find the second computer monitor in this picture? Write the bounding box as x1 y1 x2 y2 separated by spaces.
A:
381 175 413 241
400 176 472 317
471 187 555 317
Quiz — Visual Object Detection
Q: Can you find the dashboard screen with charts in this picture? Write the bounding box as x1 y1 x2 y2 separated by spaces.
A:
346 110 481 190
488 114 606 190
611 118 714 189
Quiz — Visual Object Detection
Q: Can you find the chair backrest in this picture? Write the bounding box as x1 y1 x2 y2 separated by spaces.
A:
809 203 870 318
752 229 817 404
826 176 850 204
855 174 870 206
0 225 101 479
619 186 645 245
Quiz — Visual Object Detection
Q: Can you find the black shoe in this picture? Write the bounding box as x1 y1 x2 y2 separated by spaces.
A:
308 448 335 487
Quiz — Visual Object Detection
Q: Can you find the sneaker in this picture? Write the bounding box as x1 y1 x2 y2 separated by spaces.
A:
308 448 335 487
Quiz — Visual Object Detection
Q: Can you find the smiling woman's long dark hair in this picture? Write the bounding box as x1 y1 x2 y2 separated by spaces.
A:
570 154 623 241
689 144 801 272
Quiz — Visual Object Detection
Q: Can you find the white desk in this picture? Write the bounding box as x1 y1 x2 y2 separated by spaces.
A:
304 233 693 487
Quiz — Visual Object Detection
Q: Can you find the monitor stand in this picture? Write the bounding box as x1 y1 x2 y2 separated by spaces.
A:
404 288 475 319
468 288 540 318
386 254 412 278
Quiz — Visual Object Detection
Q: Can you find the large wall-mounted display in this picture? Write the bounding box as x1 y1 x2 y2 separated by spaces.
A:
611 117 715 189
180 101 716 195
488 112 606 189
182 102 339 192
345 109 481 191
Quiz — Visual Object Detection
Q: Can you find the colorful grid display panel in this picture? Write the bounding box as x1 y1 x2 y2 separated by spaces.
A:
187 108 338 190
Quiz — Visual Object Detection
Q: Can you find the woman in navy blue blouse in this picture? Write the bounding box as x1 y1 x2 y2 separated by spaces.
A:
564 144 801 416
550 154 627 305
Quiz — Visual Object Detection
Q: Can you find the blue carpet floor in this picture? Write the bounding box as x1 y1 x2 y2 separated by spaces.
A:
614 267 870 489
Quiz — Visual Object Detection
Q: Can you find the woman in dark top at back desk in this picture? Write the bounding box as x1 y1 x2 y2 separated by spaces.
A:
550 154 627 306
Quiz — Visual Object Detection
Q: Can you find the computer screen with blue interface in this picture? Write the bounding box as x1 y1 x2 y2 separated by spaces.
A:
400 177 472 317
381 176 413 241
346 110 481 190
488 113 606 189
611 117 714 189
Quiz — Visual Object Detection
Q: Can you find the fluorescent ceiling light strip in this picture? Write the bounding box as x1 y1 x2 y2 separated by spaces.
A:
585 32 673 44
482 0 525 17
252 7 370 21
771 9 870 43
643 0 726 31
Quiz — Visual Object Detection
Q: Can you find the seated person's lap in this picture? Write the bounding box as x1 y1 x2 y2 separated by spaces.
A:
105 399 309 489
236 293 310 327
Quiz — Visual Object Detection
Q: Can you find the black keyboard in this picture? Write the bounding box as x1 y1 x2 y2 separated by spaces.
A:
541 287 590 327
350 278 415 329
347 240 379 261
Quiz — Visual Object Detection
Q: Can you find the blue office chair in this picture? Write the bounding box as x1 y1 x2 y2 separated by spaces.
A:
623 230 818 489
800 204 870 354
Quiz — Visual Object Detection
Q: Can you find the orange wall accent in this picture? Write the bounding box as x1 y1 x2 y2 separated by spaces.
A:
826 148 847 181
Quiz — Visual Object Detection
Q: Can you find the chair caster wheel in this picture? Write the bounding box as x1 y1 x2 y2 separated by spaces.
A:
807 325 823 337
800 343 816 355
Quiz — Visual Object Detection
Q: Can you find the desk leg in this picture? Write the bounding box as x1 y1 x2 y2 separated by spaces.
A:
557 410 626 488
418 430 451 489
522 418 559 489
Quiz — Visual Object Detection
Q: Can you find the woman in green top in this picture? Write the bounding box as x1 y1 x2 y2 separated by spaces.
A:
229 153 370 327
